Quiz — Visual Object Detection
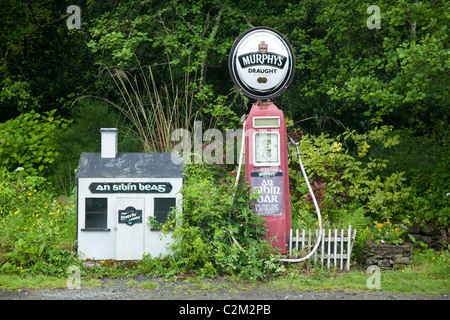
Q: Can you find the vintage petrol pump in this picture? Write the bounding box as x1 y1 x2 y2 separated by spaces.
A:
229 27 296 253
245 102 291 253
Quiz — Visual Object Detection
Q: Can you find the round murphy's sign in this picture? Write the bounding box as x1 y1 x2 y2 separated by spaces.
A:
229 27 295 101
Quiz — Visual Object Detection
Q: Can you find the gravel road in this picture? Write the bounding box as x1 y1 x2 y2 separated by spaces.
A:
1 275 448 300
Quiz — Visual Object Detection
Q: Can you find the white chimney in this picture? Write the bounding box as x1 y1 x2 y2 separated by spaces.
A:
100 128 118 158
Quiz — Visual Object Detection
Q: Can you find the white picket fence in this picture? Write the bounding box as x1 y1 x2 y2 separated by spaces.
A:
288 225 357 270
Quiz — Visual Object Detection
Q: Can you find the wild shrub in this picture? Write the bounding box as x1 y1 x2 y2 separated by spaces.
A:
0 110 69 176
0 171 77 276
290 126 409 226
162 162 285 281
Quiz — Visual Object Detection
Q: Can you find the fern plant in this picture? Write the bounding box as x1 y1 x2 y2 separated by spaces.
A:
328 202 373 254
354 227 372 253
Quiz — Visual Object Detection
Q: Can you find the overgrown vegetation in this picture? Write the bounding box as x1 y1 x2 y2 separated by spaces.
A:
0 0 448 285
0 169 78 276
164 162 285 280
1 249 448 295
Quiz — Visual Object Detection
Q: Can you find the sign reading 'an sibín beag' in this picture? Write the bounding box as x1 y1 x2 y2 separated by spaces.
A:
229 27 295 100
89 182 172 193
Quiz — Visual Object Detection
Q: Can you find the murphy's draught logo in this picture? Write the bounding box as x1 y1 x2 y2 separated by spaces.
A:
238 50 287 69
229 27 295 100
259 41 268 53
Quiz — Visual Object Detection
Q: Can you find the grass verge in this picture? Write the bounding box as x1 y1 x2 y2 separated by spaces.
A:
0 250 448 295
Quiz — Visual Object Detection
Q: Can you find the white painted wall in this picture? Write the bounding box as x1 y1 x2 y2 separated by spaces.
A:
77 177 182 260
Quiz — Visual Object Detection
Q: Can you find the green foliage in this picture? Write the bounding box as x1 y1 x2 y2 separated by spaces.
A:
372 128 450 230
0 0 101 121
395 188 450 230
86 0 247 130
0 110 69 176
279 0 449 137
48 98 142 194
101 62 212 153
289 126 410 226
2 0 446 136
288 125 415 251
371 221 407 245
0 69 40 115
411 246 450 282
165 162 285 281
0 172 77 276
87 0 236 73
0 168 46 213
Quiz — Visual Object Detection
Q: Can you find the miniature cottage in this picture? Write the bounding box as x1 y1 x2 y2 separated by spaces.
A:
76 128 183 260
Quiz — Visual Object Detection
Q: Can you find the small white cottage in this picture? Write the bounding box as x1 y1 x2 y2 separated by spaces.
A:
75 128 183 260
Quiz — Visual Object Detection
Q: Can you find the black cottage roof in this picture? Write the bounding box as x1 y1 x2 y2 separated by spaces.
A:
76 152 184 179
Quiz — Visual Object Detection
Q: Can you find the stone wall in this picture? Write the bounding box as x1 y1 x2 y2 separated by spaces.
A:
363 241 413 270
407 223 441 247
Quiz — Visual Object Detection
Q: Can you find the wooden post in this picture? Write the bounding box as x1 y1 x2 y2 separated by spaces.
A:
340 229 344 270
346 225 352 270
301 229 305 252
327 229 331 268
321 228 325 266
334 229 337 268
289 229 293 257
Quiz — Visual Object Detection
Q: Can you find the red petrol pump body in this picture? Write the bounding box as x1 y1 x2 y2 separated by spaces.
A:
229 27 295 254
245 101 291 253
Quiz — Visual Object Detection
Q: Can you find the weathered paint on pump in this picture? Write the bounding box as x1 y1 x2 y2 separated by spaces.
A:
245 101 292 254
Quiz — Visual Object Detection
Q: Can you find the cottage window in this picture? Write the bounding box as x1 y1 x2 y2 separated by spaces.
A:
84 198 108 230
153 198 176 230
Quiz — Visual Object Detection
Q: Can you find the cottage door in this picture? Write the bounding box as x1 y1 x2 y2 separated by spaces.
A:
116 197 145 260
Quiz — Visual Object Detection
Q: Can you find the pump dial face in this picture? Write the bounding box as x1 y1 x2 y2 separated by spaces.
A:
254 132 280 166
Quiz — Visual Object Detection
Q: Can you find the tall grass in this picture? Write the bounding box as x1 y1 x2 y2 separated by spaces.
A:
101 60 214 153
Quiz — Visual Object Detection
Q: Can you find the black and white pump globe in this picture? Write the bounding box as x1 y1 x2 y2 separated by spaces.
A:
229 27 295 101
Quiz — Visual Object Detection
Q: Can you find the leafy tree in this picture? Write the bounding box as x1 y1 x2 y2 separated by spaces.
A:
83 0 448 136
0 0 102 121
272 0 449 136
85 0 261 129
